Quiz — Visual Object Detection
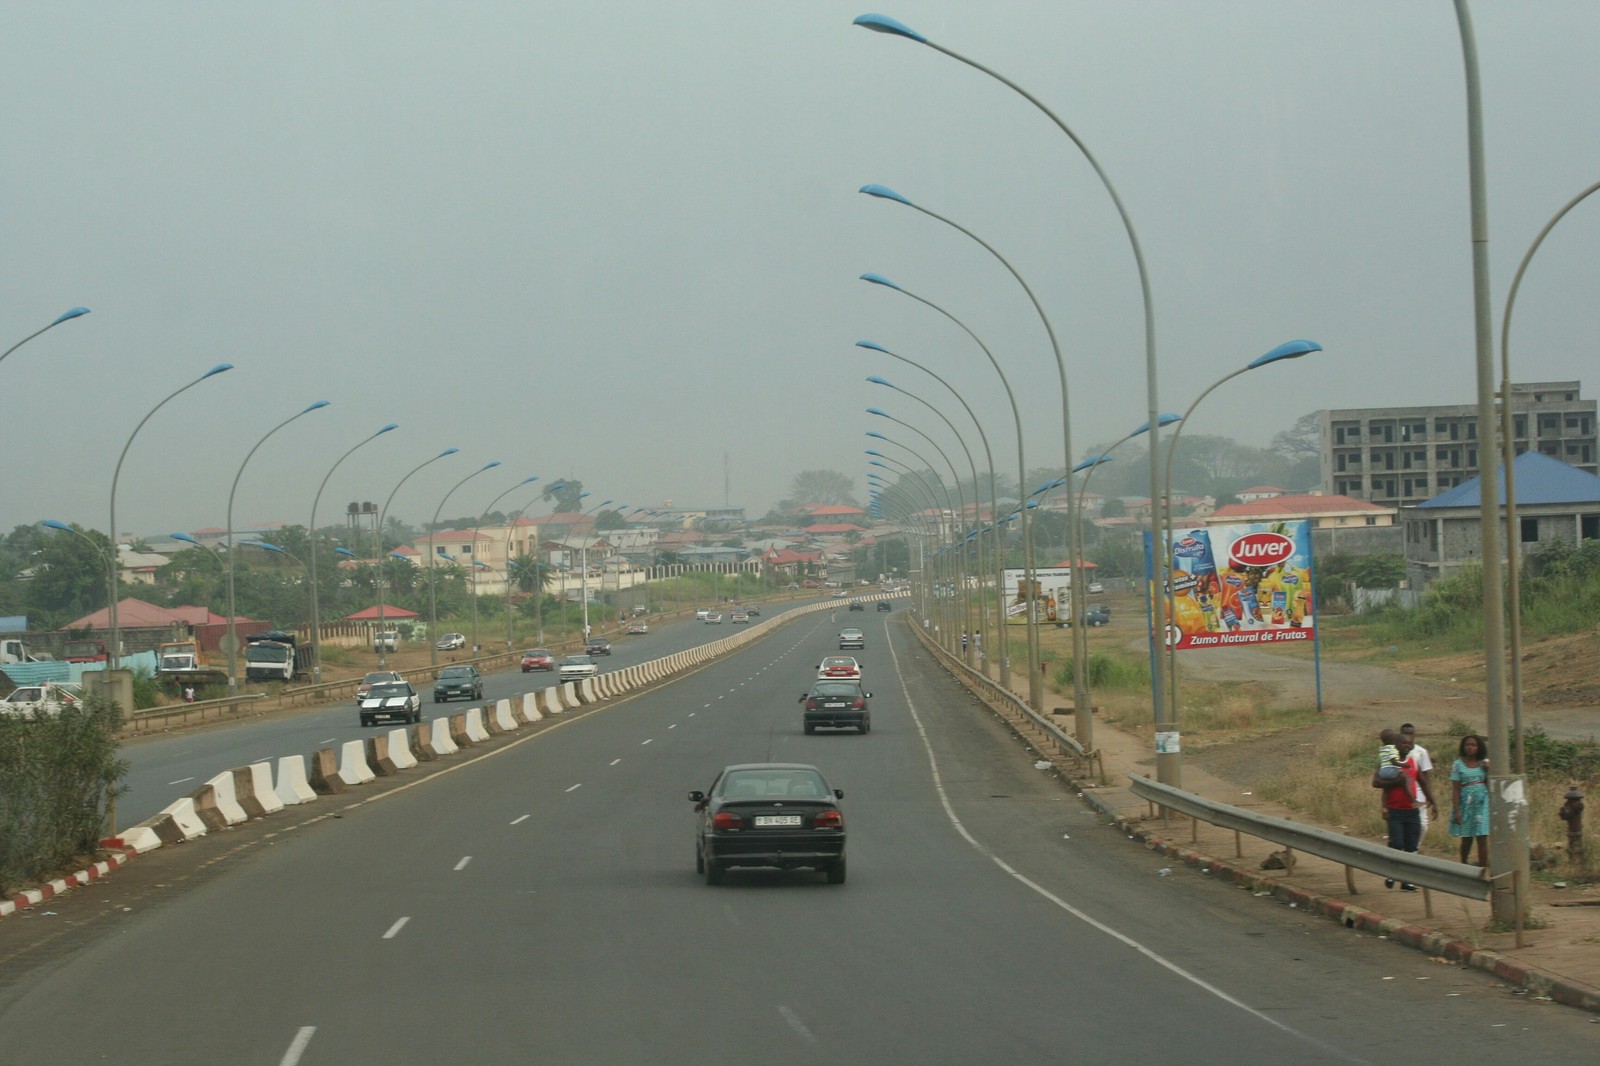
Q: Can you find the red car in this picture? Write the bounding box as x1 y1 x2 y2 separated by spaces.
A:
521 648 555 672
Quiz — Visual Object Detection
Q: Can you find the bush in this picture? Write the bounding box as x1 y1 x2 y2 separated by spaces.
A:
1052 653 1148 691
0 695 128 895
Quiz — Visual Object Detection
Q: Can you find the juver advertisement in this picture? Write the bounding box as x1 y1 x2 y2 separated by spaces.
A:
1160 520 1313 650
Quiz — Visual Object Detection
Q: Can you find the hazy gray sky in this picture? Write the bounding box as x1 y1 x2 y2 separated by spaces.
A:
5 1 1598 537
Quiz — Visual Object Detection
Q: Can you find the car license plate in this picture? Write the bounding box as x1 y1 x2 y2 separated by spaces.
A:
754 815 802 827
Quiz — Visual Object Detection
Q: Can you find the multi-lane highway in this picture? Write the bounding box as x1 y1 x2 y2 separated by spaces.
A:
2 608 1591 1063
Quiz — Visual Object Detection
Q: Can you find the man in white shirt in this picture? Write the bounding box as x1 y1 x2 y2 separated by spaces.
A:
1401 723 1433 834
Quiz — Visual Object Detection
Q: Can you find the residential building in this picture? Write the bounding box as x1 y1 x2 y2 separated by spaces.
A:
1319 381 1596 509
1403 451 1600 587
1206 493 1400 556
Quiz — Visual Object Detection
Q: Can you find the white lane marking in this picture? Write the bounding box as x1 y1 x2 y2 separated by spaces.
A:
278 1026 316 1066
778 1006 816 1045
668 724 677 729
382 917 409 939
167 777 195 786
884 630 1364 1064
318 738 335 744
454 856 472 871
565 783 582 793
641 738 653 745
510 814 530 825
689 712 696 717
610 758 622 766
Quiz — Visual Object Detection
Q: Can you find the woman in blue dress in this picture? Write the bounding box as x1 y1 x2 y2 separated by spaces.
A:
1449 734 1489 867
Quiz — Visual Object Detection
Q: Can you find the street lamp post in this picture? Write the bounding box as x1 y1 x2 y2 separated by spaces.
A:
468 475 539 654
225 401 331 693
374 448 460 668
307 423 399 683
427 462 502 668
41 522 117 645
109 363 234 669
860 272 1042 707
855 11 1166 764
1 307 90 370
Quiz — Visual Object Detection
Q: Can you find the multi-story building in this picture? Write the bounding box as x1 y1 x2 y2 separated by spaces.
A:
1319 381 1596 509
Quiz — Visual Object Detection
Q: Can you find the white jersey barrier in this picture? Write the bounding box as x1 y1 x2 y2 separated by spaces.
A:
338 739 376 785
495 699 519 731
541 686 565 715
276 755 316 805
388 728 419 770
521 692 542 723
466 707 492 742
430 715 460 755
240 763 284 817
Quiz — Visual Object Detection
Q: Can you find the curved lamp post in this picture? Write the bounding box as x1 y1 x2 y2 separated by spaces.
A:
42 522 117 642
860 272 1042 706
469 475 540 654
427 461 502 668
374 448 460 668
868 444 956 639
1161 340 1321 753
574 497 616 642
226 401 331 693
109 363 233 669
868 455 950 639
861 182 1088 715
860 344 1006 678
307 423 399 682
1 307 90 370
855 11 1166 765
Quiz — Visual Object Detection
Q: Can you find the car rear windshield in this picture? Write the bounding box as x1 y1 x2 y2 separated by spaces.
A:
369 685 409 698
812 682 862 696
719 769 829 799
363 672 396 683
439 667 473 678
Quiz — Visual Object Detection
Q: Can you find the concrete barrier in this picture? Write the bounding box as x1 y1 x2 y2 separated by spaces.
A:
480 704 503 735
561 681 579 706
578 678 597 704
276 755 316 805
337 739 376 786
309 747 345 794
388 728 419 769
412 722 438 760
541 686 564 715
365 734 398 776
448 712 473 748
429 716 459 755
466 707 491 742
119 826 164 853
495 700 519 731
149 797 208 843
519 692 542 723
194 771 249 829
236 763 284 817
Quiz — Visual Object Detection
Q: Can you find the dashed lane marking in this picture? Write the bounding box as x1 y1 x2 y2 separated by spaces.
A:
510 815 530 825
278 1026 316 1066
382 917 409 939
454 856 471 871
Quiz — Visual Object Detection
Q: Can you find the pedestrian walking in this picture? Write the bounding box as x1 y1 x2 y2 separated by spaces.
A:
1449 734 1490 868
1372 732 1435 891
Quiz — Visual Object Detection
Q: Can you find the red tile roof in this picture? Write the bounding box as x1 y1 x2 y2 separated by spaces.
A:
804 523 866 534
1209 493 1389 519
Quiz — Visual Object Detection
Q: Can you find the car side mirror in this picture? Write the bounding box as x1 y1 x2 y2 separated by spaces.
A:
863 692 872 699
833 789 844 800
688 791 705 803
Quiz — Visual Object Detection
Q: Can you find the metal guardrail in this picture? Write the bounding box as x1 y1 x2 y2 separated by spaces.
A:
125 693 268 733
1128 773 1491 902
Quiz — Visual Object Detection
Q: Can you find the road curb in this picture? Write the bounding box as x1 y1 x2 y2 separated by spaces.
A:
1 842 138 919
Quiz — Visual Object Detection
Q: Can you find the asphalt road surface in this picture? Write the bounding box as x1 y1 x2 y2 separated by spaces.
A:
2 610 1592 1063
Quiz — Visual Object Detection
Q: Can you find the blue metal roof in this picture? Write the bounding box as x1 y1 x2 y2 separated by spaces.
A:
1418 452 1600 509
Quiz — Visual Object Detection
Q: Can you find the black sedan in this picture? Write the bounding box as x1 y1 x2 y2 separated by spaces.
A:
689 763 846 885
800 680 872 734
433 664 483 702
586 636 613 656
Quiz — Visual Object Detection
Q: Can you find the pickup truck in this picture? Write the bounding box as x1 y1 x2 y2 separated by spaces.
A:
0 682 83 718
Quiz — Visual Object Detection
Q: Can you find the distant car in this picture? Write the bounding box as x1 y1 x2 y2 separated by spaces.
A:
730 610 750 624
627 620 649 635
586 636 613 656
832 590 848 599
744 605 760 616
801 580 820 589
433 664 482 703
435 632 466 651
876 600 893 612
847 602 864 612
1062 606 1111 627
800 680 872 734
521 649 555 672
1088 582 1105 595
817 656 861 680
559 654 599 682
357 670 403 701
704 612 723 624
838 628 865 650
689 763 847 885
360 682 421 726
695 608 712 620
632 605 648 616
785 583 800 590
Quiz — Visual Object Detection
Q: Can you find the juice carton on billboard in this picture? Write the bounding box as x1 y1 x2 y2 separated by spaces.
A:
1161 520 1312 650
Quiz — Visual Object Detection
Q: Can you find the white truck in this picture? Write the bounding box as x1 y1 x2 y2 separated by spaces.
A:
0 682 83 718
373 629 399 653
1 638 51 665
244 632 309 683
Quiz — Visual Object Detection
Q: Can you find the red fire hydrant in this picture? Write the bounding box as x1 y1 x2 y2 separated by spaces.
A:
1558 787 1585 862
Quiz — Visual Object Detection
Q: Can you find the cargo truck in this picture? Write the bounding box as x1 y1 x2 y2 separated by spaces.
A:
244 631 309 683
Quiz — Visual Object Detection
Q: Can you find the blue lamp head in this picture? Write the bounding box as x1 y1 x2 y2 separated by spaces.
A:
54 307 91 325
302 400 332 414
202 363 233 379
856 340 891 355
479 460 502 472
599 499 613 507
866 407 890 418
852 14 928 42
1072 454 1111 474
859 183 914 207
437 447 460 459
42 520 74 532
519 475 540 486
869 460 889 470
865 449 884 458
389 552 408 561
335 547 356 558
375 423 399 436
866 375 894 388
859 273 902 291
1130 413 1183 438
866 431 888 441
259 542 287 554
1247 339 1322 369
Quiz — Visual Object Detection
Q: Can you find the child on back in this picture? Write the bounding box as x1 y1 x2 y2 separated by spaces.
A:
1377 728 1404 779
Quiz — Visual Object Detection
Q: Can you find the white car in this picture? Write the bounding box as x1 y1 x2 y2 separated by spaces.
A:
435 632 466 651
1088 582 1105 595
559 654 599 682
704 612 724 624
0 682 83 718
695 608 712 620
359 682 421 726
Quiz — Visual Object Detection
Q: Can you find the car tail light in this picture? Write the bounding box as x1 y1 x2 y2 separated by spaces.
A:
813 810 843 829
806 698 817 710
712 812 744 830
852 697 864 709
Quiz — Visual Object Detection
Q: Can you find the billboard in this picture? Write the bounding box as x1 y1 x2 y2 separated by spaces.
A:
1159 520 1313 650
1002 566 1073 625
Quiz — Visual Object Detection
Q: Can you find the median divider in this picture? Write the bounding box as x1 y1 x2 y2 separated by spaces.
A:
541 687 565 715
388 728 419 770
337 740 375 786
520 692 542 723
465 708 491 742
429 716 459 756
447 712 472 748
494 700 519 732
277 755 315 804
194 771 249 829
236 764 283 818
365 734 398 777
